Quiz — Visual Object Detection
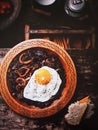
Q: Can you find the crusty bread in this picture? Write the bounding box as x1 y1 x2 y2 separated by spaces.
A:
65 96 90 125
79 96 90 104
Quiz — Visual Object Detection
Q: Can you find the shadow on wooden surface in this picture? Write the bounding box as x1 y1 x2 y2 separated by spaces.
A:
0 48 98 130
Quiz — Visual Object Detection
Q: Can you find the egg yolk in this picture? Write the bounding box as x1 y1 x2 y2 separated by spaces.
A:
35 68 51 85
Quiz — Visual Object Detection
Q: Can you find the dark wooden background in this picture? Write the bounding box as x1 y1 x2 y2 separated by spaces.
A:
0 0 98 129
0 48 98 130
0 0 98 48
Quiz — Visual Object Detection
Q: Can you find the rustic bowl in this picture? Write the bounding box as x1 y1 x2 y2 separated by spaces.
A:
0 39 77 118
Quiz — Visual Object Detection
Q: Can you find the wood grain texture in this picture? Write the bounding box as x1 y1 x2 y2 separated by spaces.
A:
0 48 98 130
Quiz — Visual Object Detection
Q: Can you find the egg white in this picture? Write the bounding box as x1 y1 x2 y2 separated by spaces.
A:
23 66 62 102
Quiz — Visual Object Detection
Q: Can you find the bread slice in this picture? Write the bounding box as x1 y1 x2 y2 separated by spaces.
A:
65 96 90 125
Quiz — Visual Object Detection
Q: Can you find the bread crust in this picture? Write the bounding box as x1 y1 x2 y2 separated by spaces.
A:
65 96 90 125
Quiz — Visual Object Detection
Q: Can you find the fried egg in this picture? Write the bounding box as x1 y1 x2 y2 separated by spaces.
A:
23 66 62 102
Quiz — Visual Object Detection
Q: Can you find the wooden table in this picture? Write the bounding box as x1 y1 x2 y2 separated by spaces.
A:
0 48 98 130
